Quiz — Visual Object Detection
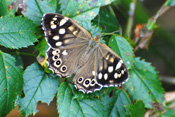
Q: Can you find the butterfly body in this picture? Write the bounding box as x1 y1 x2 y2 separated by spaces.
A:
42 13 129 93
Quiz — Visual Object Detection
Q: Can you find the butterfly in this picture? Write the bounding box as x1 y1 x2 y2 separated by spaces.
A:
42 13 129 94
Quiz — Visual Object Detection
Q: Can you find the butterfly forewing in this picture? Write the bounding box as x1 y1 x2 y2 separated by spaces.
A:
42 13 91 48
42 13 91 77
42 13 129 93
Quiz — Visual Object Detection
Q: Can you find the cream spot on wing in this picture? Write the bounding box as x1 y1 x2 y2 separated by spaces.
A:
52 49 60 55
56 42 62 46
64 39 72 44
62 50 68 55
52 18 57 21
121 70 124 75
51 24 57 29
68 26 74 31
59 28 66 34
118 74 121 78
60 18 68 26
104 73 108 80
48 30 52 35
115 60 123 70
73 30 78 35
114 73 118 79
108 66 113 73
53 36 60 40
98 73 102 79
109 80 113 83
109 57 114 63
99 65 103 71
50 21 54 25
92 71 96 76
105 54 110 60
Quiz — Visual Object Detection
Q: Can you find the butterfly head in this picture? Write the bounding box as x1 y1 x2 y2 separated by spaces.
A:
92 34 101 44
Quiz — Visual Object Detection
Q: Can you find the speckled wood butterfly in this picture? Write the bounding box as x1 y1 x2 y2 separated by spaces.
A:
42 13 129 93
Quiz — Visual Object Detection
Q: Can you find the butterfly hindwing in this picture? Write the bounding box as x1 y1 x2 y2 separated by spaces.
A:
73 44 128 93
96 44 129 87
73 50 102 93
47 45 87 77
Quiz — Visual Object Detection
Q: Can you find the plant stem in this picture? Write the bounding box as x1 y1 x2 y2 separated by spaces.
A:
11 51 37 57
125 0 137 38
152 1 171 24
18 52 37 57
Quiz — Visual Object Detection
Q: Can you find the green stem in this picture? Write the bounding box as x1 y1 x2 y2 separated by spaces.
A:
152 1 171 24
18 52 37 57
125 0 137 38
11 51 37 57
108 6 122 35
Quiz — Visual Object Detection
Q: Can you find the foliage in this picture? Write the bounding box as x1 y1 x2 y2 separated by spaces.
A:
0 0 169 116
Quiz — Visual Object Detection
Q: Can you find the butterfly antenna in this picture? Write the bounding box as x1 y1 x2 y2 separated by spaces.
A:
98 11 100 27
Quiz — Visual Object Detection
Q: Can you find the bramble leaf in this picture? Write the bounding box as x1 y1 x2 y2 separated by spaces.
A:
125 57 165 108
0 51 23 116
22 0 57 25
126 100 145 117
59 0 115 30
19 62 59 116
57 82 104 117
0 16 40 49
0 0 16 16
101 89 131 117
93 9 121 33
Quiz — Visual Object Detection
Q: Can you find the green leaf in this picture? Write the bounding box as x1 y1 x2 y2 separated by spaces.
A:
125 57 165 108
0 0 16 16
89 25 102 37
59 0 115 29
73 87 115 100
160 109 175 117
0 16 40 49
101 89 131 117
0 51 23 117
57 82 104 117
35 38 49 56
126 100 145 117
165 0 175 6
19 62 59 116
13 55 23 67
93 9 121 33
22 0 57 25
108 35 135 69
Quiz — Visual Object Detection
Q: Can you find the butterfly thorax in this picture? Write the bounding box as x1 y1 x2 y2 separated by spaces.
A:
78 39 99 68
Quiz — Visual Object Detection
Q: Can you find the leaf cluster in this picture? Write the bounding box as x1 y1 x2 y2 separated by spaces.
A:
0 0 170 116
